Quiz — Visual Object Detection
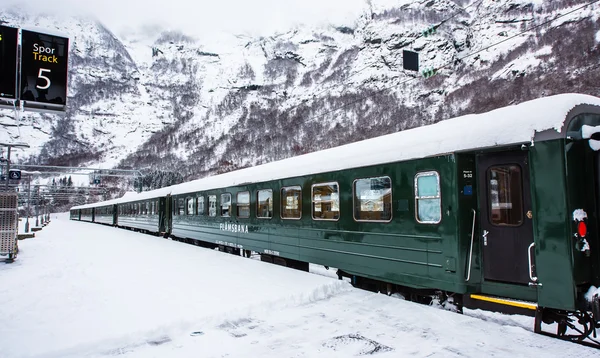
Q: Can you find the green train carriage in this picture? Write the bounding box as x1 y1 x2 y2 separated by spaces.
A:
72 93 600 344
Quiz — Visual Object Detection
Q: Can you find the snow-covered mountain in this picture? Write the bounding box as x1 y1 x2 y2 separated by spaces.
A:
1 0 599 182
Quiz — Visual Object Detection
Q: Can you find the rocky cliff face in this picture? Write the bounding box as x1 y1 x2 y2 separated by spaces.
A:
1 0 599 183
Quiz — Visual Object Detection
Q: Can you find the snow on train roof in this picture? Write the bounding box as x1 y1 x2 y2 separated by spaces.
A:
170 93 600 195
71 187 173 210
72 93 600 209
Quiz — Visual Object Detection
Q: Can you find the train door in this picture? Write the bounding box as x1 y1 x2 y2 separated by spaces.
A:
477 150 534 285
163 196 172 235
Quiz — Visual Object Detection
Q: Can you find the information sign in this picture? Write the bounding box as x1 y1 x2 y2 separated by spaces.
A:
20 29 69 111
0 25 18 103
8 169 21 180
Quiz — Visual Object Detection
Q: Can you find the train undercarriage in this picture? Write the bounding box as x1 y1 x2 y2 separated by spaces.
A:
165 234 600 349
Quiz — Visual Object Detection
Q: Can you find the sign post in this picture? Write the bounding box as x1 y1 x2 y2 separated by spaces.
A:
1 142 30 190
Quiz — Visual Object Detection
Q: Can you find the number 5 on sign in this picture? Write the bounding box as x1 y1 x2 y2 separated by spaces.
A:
36 68 51 90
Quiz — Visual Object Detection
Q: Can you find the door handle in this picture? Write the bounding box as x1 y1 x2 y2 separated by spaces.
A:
482 230 489 246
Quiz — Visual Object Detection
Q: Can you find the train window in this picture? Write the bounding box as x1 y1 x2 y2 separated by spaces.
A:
208 195 217 217
186 197 195 215
281 186 302 219
353 177 392 222
197 196 205 215
221 193 232 217
145 202 150 215
312 182 340 221
178 198 185 216
257 189 273 219
151 202 155 215
488 165 523 226
196 195 206 215
415 171 441 224
237 191 250 218
173 198 177 216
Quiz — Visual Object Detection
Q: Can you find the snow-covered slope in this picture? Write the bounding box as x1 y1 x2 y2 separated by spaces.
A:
1 0 599 183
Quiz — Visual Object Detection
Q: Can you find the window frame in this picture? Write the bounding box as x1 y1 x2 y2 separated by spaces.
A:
208 195 217 217
186 196 195 215
352 176 393 223
256 189 273 219
311 181 341 222
414 171 442 224
280 185 302 220
178 197 185 216
237 191 251 219
221 193 232 217
197 195 205 216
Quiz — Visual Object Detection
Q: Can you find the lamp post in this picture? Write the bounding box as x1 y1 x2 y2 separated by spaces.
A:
34 184 40 228
21 171 40 233
25 174 30 232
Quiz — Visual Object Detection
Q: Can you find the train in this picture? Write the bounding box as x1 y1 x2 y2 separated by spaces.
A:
71 93 600 347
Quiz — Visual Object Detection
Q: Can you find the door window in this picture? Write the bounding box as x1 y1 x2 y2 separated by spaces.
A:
488 165 523 226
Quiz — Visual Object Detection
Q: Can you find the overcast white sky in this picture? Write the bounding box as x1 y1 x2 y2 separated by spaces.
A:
11 0 371 38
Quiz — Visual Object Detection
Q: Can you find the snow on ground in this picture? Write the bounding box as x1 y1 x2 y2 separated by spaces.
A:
0 214 597 358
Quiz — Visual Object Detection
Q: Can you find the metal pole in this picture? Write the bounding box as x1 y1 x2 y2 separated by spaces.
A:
35 185 39 227
5 146 11 190
25 174 30 232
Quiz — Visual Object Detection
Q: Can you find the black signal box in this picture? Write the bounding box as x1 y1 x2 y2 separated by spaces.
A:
403 50 419 72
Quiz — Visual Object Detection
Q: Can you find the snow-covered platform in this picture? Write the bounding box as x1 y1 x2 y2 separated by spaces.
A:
0 214 596 357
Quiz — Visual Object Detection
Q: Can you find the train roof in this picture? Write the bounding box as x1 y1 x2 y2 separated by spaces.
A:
72 93 600 210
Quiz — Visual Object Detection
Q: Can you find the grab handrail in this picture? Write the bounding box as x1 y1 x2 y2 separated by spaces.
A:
465 209 476 282
528 242 538 282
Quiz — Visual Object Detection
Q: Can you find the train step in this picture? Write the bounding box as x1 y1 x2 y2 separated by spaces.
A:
464 294 537 316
